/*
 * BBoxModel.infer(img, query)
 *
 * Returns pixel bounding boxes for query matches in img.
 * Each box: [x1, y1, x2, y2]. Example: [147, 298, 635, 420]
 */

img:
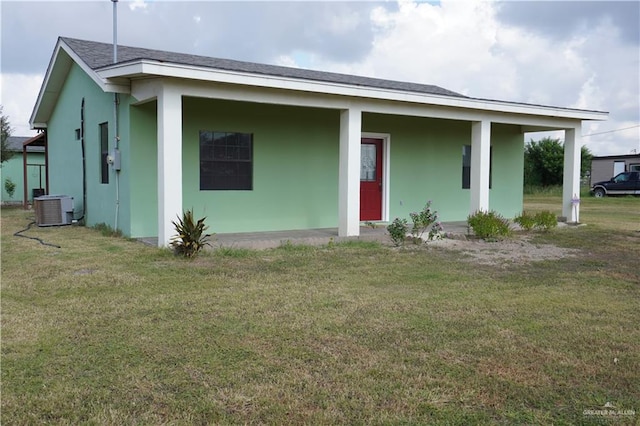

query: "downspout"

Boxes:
[114, 94, 120, 231]
[112, 0, 121, 231]
[22, 142, 27, 209]
[44, 130, 49, 196]
[79, 98, 86, 223]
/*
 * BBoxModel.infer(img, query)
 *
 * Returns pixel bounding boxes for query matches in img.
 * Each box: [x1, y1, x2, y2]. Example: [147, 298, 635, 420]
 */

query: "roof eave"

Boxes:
[30, 38, 129, 128]
[30, 39, 65, 129]
[98, 59, 608, 122]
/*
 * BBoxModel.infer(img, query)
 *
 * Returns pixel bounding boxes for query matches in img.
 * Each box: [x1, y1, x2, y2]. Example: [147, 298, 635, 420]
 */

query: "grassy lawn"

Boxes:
[1, 196, 639, 424]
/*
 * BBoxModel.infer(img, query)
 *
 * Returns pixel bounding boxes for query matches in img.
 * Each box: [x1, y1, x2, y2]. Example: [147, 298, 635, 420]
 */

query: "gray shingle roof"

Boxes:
[5, 136, 29, 151]
[5, 136, 45, 152]
[61, 37, 467, 99]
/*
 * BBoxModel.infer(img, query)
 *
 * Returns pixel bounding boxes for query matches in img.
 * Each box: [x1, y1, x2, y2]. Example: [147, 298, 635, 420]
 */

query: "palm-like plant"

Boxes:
[170, 209, 211, 257]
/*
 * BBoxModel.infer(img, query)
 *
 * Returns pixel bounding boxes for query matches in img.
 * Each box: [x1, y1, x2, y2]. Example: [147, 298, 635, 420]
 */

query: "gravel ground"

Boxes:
[428, 234, 580, 266]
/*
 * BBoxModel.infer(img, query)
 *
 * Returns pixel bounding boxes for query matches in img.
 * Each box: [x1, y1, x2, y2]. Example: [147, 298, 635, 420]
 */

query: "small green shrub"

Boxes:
[429, 221, 444, 241]
[513, 210, 557, 232]
[387, 217, 408, 247]
[409, 200, 438, 244]
[534, 210, 558, 231]
[4, 178, 16, 199]
[467, 210, 511, 240]
[170, 209, 211, 258]
[409, 201, 438, 241]
[514, 211, 536, 231]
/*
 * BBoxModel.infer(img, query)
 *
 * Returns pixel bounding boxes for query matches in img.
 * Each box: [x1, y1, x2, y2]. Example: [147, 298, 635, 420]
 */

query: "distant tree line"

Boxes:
[524, 137, 592, 187]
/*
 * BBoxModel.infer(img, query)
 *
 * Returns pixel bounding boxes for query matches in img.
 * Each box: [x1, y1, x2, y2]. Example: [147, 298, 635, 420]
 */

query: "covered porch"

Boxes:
[21, 132, 48, 208]
[127, 78, 595, 247]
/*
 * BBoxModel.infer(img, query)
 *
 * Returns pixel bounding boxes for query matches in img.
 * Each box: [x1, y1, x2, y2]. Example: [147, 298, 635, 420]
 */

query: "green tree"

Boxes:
[1, 105, 15, 164]
[524, 137, 592, 187]
[580, 145, 593, 180]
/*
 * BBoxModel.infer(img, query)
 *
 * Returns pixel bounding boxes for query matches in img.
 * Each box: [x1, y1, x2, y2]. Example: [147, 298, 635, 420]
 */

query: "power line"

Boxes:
[582, 124, 640, 137]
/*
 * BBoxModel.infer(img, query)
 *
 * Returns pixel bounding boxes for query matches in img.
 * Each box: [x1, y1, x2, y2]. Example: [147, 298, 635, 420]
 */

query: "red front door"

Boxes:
[360, 138, 383, 221]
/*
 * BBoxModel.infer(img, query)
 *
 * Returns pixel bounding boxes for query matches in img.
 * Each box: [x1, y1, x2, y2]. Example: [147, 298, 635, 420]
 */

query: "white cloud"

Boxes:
[287, 0, 638, 156]
[573, 75, 604, 111]
[328, 9, 361, 35]
[0, 73, 43, 137]
[1, 0, 636, 156]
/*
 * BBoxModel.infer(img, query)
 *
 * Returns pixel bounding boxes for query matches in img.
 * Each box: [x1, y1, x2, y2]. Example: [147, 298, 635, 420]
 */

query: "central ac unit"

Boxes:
[34, 195, 74, 226]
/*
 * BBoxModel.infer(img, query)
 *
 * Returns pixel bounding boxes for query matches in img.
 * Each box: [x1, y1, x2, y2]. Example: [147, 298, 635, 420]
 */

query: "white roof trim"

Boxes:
[29, 42, 65, 129]
[33, 39, 608, 129]
[30, 39, 129, 128]
[99, 59, 608, 122]
[135, 78, 589, 131]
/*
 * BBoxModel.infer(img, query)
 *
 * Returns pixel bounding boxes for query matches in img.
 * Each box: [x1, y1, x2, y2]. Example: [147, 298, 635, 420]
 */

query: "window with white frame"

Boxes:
[200, 131, 253, 190]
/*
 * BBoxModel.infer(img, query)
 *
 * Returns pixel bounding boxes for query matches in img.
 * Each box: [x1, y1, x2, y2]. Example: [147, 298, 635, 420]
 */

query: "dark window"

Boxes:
[462, 145, 471, 189]
[462, 145, 492, 189]
[200, 131, 253, 190]
[100, 122, 109, 184]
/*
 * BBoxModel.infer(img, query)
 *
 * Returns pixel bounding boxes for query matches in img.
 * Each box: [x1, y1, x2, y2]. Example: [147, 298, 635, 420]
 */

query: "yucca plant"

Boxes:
[170, 209, 211, 258]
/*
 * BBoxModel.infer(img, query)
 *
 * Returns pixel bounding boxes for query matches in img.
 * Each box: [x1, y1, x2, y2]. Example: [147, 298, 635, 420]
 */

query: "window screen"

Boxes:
[200, 131, 253, 190]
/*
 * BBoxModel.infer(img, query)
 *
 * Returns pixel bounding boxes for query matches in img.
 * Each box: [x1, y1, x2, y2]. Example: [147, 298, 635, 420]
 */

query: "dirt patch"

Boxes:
[429, 234, 581, 266]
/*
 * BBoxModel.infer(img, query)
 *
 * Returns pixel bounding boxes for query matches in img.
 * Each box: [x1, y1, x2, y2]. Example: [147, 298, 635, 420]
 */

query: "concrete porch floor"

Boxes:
[139, 221, 471, 250]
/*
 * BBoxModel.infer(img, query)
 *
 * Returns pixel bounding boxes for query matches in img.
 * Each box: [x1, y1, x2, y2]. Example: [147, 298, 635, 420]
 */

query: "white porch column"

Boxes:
[470, 120, 491, 213]
[157, 83, 183, 247]
[338, 107, 362, 237]
[562, 127, 581, 223]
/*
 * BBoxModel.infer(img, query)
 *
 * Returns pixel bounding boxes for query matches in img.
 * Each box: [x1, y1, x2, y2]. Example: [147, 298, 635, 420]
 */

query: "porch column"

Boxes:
[562, 127, 581, 223]
[157, 83, 183, 247]
[338, 107, 361, 237]
[470, 120, 491, 213]
[22, 144, 28, 209]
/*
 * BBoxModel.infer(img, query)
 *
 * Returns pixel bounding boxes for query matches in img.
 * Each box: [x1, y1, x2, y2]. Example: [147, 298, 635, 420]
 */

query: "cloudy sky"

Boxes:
[1, 0, 638, 156]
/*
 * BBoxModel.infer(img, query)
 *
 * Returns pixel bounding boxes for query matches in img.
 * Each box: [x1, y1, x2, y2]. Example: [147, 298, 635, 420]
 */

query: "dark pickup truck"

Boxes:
[591, 171, 640, 197]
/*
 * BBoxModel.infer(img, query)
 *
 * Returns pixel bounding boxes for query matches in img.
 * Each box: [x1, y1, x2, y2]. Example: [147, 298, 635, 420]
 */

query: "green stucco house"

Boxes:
[30, 37, 607, 246]
[1, 135, 47, 205]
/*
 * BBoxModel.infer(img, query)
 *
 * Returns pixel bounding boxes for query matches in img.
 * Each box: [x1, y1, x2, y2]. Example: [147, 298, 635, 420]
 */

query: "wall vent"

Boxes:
[34, 195, 74, 226]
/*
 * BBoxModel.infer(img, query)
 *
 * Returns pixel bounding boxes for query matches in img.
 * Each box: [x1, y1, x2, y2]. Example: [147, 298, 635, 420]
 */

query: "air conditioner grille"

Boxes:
[34, 195, 73, 226]
[36, 198, 63, 225]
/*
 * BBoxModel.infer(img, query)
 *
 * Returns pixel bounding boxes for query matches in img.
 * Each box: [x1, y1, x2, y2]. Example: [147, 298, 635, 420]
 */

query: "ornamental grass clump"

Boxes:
[467, 210, 512, 240]
[514, 210, 557, 232]
[170, 209, 212, 258]
[514, 211, 536, 231]
[533, 210, 558, 231]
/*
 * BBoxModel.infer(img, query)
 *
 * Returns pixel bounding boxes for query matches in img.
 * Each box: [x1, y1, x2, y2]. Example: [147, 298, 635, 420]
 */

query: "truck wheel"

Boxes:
[593, 188, 606, 198]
